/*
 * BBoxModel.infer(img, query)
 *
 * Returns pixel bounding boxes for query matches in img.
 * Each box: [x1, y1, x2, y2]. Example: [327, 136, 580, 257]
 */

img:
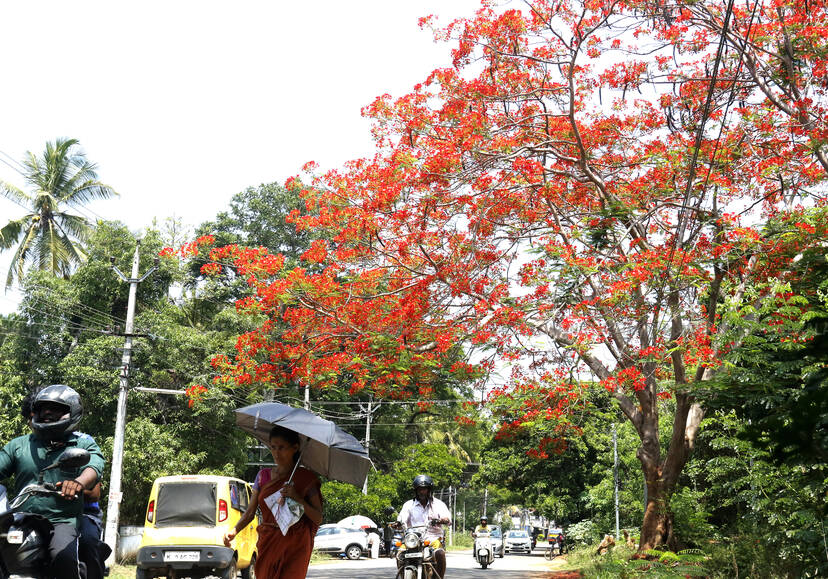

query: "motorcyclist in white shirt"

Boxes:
[397, 474, 451, 578]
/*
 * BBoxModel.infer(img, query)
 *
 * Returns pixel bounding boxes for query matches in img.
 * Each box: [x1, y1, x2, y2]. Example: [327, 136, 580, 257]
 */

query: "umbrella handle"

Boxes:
[286, 445, 304, 484]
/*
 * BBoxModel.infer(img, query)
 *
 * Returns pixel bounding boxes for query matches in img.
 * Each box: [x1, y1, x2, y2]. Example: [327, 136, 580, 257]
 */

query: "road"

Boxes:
[306, 548, 571, 578]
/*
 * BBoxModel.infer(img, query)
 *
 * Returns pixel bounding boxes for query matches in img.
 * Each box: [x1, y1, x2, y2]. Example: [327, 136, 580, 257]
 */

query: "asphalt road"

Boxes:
[306, 548, 569, 578]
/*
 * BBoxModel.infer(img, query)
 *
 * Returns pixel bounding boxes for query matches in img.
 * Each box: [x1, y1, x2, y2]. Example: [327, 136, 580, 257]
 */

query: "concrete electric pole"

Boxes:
[613, 423, 620, 541]
[103, 241, 157, 565]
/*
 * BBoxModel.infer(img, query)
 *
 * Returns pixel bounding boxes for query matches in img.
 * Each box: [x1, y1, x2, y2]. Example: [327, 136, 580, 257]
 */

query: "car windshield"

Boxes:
[490, 527, 502, 538]
[508, 531, 529, 538]
[155, 482, 217, 527]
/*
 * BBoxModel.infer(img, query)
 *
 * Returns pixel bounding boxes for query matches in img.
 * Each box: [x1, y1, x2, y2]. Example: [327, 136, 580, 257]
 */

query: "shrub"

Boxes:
[566, 520, 600, 547]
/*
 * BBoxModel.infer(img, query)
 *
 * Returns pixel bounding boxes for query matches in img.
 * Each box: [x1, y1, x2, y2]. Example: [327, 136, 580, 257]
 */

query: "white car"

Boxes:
[313, 524, 368, 560]
[504, 529, 533, 553]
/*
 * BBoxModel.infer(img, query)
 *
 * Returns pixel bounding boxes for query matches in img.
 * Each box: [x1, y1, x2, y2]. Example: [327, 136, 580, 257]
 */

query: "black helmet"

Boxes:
[384, 506, 396, 516]
[30, 385, 83, 439]
[412, 474, 433, 490]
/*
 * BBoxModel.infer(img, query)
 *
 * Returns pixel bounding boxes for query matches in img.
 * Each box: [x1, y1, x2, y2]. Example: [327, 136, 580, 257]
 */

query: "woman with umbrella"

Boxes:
[224, 425, 323, 578]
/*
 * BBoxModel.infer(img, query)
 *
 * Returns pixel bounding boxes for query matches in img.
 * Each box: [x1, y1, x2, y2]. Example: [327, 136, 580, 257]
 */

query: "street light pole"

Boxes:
[103, 242, 157, 565]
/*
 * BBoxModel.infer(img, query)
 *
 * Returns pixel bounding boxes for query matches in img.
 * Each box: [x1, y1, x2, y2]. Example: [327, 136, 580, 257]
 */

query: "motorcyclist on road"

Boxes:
[471, 516, 491, 560]
[0, 385, 105, 579]
[397, 474, 451, 578]
[472, 516, 489, 538]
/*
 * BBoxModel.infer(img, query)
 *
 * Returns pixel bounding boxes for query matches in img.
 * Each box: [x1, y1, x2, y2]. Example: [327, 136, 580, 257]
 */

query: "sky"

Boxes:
[0, 0, 482, 314]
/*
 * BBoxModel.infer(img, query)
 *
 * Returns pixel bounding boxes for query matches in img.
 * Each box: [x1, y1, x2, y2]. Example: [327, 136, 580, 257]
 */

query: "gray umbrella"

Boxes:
[234, 402, 372, 487]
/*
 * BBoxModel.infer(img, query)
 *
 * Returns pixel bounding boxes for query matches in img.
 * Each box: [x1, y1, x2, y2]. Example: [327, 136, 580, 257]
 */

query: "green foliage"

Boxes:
[669, 487, 717, 548]
[566, 520, 600, 547]
[318, 444, 464, 526]
[0, 138, 117, 286]
[680, 410, 828, 577]
[319, 481, 370, 524]
[390, 443, 464, 500]
[570, 544, 709, 578]
[479, 386, 655, 534]
[195, 182, 316, 264]
[100, 417, 208, 524]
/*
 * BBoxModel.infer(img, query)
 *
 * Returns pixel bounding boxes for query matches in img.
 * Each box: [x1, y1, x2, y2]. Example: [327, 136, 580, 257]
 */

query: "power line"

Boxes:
[0, 149, 26, 174]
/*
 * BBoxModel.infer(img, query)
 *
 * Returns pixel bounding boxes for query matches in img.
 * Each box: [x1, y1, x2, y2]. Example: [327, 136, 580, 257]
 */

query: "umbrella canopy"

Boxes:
[337, 515, 377, 529]
[235, 402, 372, 487]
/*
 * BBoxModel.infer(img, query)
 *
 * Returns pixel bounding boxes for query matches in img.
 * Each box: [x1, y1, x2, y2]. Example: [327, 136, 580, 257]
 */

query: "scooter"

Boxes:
[0, 447, 90, 579]
[473, 530, 494, 569]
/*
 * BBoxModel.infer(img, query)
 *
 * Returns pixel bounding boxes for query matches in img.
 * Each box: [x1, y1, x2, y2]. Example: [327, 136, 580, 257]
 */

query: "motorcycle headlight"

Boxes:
[404, 533, 419, 549]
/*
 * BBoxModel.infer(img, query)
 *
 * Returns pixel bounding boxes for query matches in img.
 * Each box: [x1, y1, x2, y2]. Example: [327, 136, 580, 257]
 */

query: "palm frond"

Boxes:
[5, 224, 37, 288]
[0, 181, 30, 205]
[66, 180, 118, 204]
[41, 219, 85, 274]
[0, 217, 29, 250]
[55, 212, 93, 242]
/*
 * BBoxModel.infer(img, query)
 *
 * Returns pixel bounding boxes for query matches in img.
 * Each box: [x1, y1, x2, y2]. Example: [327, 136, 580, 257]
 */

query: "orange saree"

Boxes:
[254, 467, 321, 579]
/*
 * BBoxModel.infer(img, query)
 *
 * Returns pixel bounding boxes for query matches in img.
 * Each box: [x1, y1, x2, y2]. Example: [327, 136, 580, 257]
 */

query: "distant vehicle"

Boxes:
[504, 529, 533, 553]
[314, 524, 368, 560]
[489, 525, 505, 557]
[135, 474, 257, 579]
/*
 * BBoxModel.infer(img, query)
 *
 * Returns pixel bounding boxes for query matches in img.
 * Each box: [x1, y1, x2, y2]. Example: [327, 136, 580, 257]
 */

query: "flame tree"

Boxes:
[188, 0, 828, 549]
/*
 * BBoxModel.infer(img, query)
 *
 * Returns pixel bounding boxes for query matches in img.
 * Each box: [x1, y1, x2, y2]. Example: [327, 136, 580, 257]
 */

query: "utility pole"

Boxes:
[103, 242, 157, 565]
[361, 396, 373, 495]
[613, 423, 620, 541]
[450, 486, 456, 547]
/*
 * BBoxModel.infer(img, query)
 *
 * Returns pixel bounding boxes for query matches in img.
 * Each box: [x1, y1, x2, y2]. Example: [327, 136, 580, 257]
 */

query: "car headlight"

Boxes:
[404, 533, 419, 549]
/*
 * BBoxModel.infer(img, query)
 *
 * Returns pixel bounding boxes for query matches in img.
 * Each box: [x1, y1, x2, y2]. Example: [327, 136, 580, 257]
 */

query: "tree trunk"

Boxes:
[635, 394, 704, 551]
[638, 469, 675, 551]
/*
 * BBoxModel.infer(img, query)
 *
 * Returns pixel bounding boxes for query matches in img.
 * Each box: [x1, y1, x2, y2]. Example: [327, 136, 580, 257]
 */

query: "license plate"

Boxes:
[163, 551, 200, 562]
[404, 551, 423, 558]
[6, 530, 23, 544]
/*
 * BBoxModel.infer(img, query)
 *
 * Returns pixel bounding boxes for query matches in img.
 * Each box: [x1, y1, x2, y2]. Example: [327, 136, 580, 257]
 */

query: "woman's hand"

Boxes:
[223, 528, 237, 547]
[281, 482, 299, 504]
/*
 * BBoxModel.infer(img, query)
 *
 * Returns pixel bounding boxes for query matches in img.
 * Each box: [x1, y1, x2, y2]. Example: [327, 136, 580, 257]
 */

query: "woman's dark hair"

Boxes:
[269, 426, 302, 462]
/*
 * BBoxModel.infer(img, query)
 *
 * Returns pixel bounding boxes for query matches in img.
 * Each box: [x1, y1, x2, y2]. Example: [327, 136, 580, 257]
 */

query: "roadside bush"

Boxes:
[449, 531, 474, 550]
[704, 531, 827, 579]
[567, 544, 709, 578]
[566, 520, 600, 547]
[670, 486, 718, 548]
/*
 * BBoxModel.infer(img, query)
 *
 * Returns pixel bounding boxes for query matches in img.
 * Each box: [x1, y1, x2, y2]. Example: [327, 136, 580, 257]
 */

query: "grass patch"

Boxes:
[108, 564, 136, 579]
[565, 545, 710, 578]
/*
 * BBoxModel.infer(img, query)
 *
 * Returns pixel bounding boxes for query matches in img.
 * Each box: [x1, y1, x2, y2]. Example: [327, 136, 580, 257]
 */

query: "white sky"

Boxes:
[0, 0, 481, 314]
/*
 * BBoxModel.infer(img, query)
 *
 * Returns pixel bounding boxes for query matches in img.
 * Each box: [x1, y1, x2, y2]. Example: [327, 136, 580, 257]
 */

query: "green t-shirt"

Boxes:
[0, 432, 105, 526]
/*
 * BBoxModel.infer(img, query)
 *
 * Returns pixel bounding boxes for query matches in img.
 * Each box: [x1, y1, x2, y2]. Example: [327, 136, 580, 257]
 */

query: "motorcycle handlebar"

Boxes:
[8, 484, 62, 510]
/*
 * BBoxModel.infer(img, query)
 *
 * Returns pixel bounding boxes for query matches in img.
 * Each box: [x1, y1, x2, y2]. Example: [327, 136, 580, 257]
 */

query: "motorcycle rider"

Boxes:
[397, 474, 451, 578]
[0, 385, 105, 579]
[471, 515, 490, 560]
[472, 515, 489, 538]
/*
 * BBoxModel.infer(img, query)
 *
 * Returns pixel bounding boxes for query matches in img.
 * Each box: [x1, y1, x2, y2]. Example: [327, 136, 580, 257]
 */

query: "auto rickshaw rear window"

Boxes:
[155, 482, 217, 527]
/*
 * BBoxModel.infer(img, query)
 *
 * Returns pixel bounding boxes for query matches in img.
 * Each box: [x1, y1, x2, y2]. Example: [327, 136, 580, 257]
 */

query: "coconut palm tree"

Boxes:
[0, 138, 117, 287]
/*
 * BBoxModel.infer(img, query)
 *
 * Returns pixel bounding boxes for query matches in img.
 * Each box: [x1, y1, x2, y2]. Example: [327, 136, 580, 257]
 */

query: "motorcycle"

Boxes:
[394, 522, 442, 579]
[473, 530, 494, 569]
[0, 447, 90, 579]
